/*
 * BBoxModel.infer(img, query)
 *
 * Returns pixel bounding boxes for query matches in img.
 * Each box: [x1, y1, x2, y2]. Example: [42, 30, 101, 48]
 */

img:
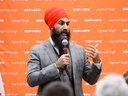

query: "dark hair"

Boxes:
[43, 81, 73, 96]
[123, 71, 128, 77]
[123, 71, 128, 84]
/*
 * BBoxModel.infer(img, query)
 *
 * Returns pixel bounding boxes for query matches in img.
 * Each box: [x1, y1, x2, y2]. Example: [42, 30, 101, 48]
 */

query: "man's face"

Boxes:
[51, 17, 70, 48]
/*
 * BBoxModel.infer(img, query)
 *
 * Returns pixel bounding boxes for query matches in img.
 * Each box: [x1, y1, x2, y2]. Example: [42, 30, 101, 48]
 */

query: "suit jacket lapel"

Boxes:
[44, 39, 59, 64]
[69, 42, 77, 80]
[44, 40, 77, 80]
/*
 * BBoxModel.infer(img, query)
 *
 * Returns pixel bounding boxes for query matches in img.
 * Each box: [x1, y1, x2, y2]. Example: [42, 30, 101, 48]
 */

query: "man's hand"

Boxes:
[85, 44, 100, 63]
[55, 54, 70, 69]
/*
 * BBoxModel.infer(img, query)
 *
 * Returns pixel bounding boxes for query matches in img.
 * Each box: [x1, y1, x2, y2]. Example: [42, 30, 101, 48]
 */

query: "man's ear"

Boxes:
[51, 27, 53, 31]
[50, 27, 53, 35]
[51, 26, 54, 31]
[50, 26, 54, 33]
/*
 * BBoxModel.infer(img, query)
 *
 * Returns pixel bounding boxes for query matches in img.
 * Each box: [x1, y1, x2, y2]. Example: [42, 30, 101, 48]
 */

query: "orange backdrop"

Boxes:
[0, 0, 128, 96]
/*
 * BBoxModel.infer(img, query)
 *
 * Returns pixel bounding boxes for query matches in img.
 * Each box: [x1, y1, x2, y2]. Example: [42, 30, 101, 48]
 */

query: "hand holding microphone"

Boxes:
[55, 38, 70, 69]
[56, 37, 72, 82]
[61, 38, 72, 82]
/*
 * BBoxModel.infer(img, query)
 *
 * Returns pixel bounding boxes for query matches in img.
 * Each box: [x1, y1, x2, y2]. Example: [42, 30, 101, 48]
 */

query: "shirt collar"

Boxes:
[49, 37, 55, 46]
[49, 37, 59, 54]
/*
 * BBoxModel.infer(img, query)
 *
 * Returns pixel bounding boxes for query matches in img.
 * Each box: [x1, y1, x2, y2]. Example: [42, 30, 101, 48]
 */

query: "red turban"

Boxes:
[44, 6, 69, 30]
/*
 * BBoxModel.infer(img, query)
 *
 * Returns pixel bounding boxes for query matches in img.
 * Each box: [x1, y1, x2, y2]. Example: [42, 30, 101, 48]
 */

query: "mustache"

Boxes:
[60, 29, 70, 40]
[60, 29, 70, 35]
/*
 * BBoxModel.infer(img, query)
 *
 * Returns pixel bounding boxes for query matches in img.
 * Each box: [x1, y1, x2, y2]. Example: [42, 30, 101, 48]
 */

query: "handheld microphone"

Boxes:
[61, 38, 72, 82]
[62, 39, 68, 54]
[62, 39, 68, 69]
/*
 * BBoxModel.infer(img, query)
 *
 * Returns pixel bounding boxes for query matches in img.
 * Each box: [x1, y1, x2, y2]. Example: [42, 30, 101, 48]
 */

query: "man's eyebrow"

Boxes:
[58, 20, 70, 23]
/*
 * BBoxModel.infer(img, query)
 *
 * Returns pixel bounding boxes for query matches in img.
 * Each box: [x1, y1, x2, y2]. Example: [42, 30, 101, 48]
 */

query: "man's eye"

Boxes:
[59, 22, 64, 25]
[66, 23, 69, 26]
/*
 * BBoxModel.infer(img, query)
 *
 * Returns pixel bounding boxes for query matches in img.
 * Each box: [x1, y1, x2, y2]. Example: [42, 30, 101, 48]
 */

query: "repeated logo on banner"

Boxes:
[0, 0, 128, 96]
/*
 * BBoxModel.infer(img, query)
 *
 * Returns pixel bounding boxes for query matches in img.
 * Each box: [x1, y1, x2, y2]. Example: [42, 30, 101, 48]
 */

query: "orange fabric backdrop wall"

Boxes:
[0, 0, 128, 96]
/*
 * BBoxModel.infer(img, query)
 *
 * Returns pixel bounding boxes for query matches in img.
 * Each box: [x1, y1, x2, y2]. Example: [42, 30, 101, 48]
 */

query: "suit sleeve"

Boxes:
[27, 46, 60, 87]
[82, 47, 101, 85]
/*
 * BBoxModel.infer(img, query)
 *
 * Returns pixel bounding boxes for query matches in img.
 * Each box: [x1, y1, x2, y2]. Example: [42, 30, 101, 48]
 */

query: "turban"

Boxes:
[44, 6, 69, 30]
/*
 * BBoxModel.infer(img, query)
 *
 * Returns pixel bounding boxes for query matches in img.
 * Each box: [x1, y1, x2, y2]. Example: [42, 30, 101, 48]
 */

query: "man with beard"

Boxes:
[27, 6, 102, 96]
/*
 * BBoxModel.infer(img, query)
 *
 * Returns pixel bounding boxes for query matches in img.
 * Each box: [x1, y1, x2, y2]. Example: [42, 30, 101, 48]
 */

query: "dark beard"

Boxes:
[51, 26, 70, 49]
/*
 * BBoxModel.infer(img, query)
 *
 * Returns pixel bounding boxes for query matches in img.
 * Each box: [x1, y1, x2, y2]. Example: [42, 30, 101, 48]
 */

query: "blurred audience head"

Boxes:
[94, 74, 128, 96]
[43, 81, 73, 96]
[123, 71, 128, 84]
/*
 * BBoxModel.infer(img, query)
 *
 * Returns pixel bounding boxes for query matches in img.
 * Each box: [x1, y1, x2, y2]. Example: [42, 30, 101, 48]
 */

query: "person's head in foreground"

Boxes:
[94, 74, 128, 96]
[44, 6, 70, 49]
[123, 71, 128, 84]
[42, 81, 74, 96]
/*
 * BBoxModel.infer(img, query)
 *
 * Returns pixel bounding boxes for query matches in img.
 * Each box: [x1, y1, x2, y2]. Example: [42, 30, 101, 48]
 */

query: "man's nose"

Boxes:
[63, 23, 68, 29]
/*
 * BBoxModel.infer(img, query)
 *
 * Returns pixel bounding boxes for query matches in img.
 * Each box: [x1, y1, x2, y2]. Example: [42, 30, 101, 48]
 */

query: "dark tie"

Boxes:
[59, 47, 75, 95]
[59, 47, 73, 82]
[59, 47, 63, 56]
[59, 47, 64, 74]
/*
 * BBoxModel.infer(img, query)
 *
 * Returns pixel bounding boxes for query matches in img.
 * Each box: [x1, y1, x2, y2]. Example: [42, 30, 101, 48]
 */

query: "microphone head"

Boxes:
[62, 39, 68, 46]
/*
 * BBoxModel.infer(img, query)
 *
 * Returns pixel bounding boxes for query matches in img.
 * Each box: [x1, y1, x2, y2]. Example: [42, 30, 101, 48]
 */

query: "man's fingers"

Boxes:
[63, 54, 70, 57]
[88, 44, 96, 49]
[86, 47, 95, 53]
[61, 54, 70, 62]
[62, 58, 69, 66]
[95, 44, 98, 49]
[86, 44, 99, 53]
[86, 53, 94, 58]
[85, 50, 94, 55]
[87, 44, 98, 50]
